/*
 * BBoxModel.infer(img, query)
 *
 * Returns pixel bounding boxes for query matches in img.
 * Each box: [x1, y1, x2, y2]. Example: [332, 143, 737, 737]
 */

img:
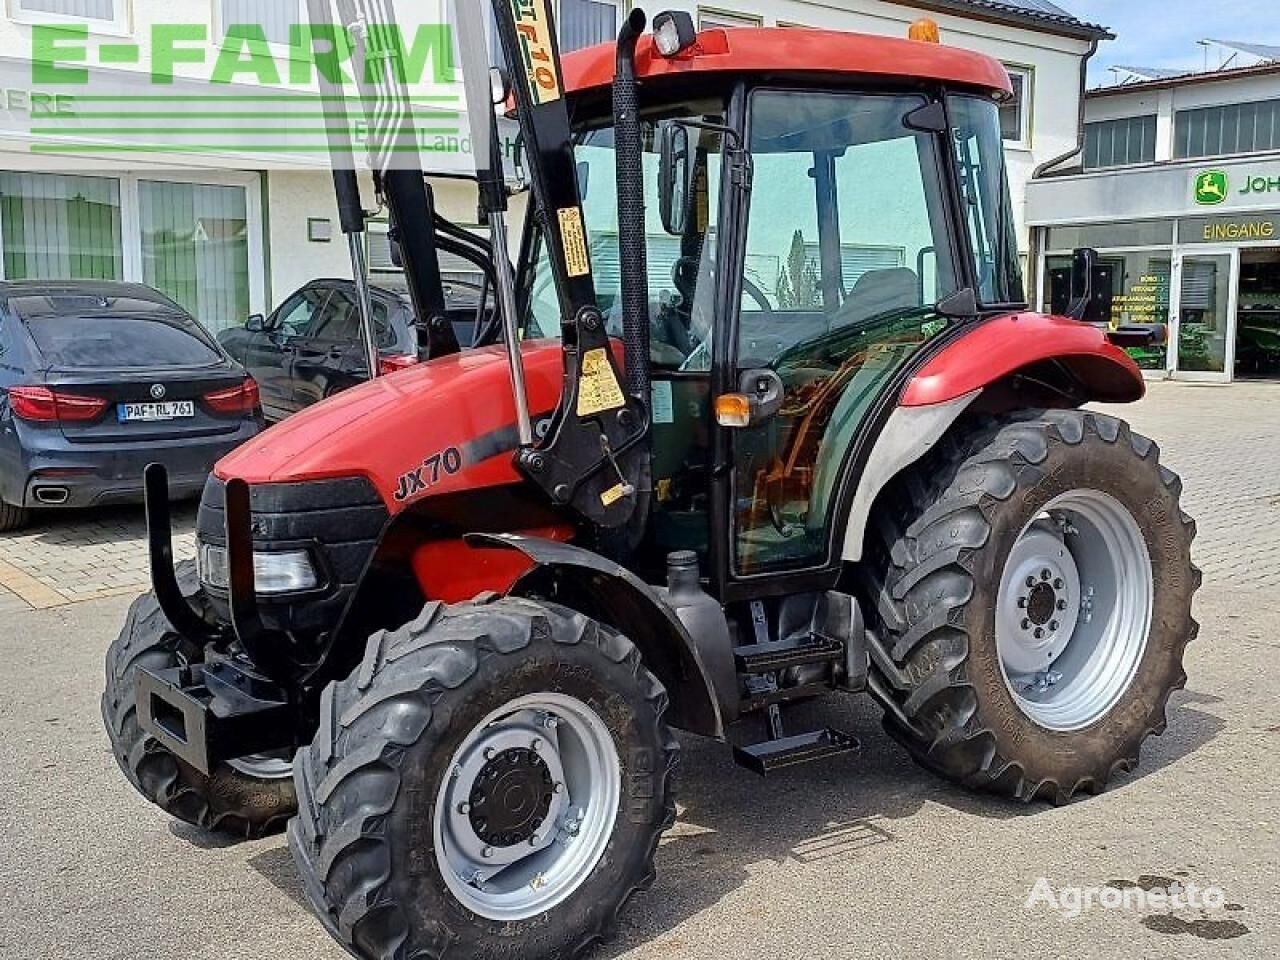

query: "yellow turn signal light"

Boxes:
[715, 394, 752, 428]
[909, 18, 941, 43]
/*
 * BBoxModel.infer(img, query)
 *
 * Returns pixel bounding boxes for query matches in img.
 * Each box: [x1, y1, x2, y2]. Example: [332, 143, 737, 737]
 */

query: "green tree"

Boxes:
[775, 230, 821, 309]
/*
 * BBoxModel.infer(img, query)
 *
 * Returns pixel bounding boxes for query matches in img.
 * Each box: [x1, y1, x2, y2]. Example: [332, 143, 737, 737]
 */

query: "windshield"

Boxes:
[27, 314, 223, 369]
[524, 106, 726, 370]
[948, 95, 1024, 305]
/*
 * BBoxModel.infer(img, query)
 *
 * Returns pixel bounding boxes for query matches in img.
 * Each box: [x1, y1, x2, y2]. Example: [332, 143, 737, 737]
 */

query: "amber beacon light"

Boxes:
[908, 18, 941, 42]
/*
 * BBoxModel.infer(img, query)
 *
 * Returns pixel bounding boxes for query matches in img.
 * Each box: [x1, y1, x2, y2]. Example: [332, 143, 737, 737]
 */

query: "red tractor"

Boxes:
[103, 5, 1198, 959]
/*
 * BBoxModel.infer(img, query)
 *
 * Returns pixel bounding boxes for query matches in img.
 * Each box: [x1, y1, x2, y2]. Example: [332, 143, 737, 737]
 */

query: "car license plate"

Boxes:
[118, 401, 195, 423]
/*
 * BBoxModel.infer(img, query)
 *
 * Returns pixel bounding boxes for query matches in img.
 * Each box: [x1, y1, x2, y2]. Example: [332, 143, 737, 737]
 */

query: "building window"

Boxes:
[0, 172, 123, 282]
[1000, 65, 1032, 146]
[1175, 98, 1280, 160]
[1084, 115, 1158, 170]
[11, 0, 126, 31]
[218, 0, 302, 46]
[698, 8, 764, 29]
[139, 181, 252, 334]
[560, 0, 620, 52]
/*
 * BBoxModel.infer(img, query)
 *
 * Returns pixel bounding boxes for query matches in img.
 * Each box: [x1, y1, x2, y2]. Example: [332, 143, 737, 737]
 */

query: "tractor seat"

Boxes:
[832, 267, 920, 332]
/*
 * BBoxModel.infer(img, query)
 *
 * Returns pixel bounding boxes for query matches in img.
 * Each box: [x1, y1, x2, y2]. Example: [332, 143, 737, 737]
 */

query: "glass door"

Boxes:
[1171, 249, 1238, 382]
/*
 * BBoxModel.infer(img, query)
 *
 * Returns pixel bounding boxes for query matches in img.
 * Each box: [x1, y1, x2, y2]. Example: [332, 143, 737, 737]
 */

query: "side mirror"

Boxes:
[659, 121, 695, 236]
[1064, 247, 1111, 324]
[245, 313, 266, 333]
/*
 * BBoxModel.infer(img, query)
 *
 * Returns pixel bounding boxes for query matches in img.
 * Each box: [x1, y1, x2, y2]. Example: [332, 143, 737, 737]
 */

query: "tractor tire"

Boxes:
[290, 597, 678, 960]
[0, 499, 29, 532]
[102, 560, 297, 838]
[864, 409, 1199, 804]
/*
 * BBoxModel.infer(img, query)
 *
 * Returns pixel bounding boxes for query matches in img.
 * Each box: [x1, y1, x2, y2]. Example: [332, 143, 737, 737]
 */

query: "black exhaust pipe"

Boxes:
[615, 8, 650, 403]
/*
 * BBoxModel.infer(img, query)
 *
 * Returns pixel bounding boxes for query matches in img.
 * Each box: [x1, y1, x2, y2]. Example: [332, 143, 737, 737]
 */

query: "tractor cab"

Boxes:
[521, 37, 1025, 587]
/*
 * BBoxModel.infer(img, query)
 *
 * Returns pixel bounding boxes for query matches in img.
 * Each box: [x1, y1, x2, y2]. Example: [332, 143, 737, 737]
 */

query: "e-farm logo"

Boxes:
[1194, 170, 1229, 206]
[19, 20, 465, 161]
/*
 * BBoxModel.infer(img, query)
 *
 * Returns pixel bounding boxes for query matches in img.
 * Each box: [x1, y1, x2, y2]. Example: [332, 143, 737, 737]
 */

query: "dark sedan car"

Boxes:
[217, 277, 490, 422]
[0, 281, 262, 531]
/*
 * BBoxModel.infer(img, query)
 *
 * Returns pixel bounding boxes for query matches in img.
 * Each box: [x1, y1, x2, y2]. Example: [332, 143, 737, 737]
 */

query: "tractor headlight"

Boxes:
[197, 543, 319, 595]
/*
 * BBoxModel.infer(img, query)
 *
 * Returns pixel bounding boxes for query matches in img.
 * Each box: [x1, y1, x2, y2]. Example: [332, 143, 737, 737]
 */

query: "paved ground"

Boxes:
[0, 380, 1277, 960]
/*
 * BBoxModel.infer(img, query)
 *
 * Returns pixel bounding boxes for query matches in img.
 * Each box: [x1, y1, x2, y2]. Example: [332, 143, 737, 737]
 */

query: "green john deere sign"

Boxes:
[1194, 170, 1229, 206]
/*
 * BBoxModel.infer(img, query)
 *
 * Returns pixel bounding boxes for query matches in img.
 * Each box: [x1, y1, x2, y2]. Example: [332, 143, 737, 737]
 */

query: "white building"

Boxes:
[1027, 48, 1280, 383]
[0, 0, 1106, 333]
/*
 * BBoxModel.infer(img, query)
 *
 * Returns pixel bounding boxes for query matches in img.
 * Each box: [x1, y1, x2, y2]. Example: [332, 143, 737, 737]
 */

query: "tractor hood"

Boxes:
[216, 340, 568, 511]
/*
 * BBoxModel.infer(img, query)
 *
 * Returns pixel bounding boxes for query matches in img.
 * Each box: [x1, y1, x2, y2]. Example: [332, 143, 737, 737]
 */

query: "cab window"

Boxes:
[524, 110, 725, 371]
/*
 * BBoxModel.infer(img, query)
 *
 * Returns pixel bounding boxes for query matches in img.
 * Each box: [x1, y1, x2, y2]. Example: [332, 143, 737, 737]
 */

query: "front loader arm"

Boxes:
[484, 0, 650, 530]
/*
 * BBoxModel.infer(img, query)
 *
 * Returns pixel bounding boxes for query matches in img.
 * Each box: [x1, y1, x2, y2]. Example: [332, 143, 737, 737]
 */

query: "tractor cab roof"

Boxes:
[561, 27, 1014, 100]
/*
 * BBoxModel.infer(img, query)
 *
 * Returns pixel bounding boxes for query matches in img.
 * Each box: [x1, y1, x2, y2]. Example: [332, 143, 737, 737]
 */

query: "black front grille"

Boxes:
[197, 475, 388, 638]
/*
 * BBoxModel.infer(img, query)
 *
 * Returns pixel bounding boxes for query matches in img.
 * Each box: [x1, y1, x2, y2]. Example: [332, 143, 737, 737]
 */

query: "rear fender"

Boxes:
[467, 534, 725, 739]
[840, 313, 1145, 562]
[902, 312, 1145, 408]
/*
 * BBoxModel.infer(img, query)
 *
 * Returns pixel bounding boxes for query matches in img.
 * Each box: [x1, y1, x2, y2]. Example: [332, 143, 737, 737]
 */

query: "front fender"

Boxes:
[467, 534, 725, 739]
[903, 312, 1145, 407]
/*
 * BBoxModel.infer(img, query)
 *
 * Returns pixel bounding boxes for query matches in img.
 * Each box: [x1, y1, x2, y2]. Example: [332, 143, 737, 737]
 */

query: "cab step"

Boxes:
[734, 634, 844, 675]
[733, 728, 860, 775]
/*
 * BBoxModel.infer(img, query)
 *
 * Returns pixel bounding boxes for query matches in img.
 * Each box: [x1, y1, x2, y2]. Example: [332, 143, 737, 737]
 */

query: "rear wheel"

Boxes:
[0, 499, 29, 532]
[101, 560, 297, 837]
[865, 410, 1199, 802]
[290, 597, 678, 960]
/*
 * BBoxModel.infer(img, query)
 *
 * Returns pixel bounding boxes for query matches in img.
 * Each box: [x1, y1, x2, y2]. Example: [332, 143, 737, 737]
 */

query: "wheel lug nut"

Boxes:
[482, 846, 494, 859]
[1025, 576, 1036, 588]
[1053, 578, 1064, 590]
[531, 738, 542, 752]
[483, 747, 496, 760]
[529, 835, 540, 847]
[553, 782, 564, 795]
[1034, 628, 1044, 639]
[1050, 621, 1060, 631]
[1017, 597, 1027, 608]
[1057, 599, 1067, 611]
[1021, 619, 1031, 630]
[1040, 569, 1051, 581]
[458, 802, 471, 814]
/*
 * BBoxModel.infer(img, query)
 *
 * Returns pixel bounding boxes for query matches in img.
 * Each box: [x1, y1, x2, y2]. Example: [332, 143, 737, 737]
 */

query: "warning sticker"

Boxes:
[577, 348, 626, 417]
[509, 0, 562, 105]
[558, 207, 591, 278]
[600, 483, 629, 507]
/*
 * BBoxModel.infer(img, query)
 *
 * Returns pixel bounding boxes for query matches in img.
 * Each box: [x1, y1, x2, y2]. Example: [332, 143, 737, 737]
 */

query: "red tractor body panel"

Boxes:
[561, 27, 1013, 98]
[903, 313, 1147, 407]
[216, 340, 568, 508]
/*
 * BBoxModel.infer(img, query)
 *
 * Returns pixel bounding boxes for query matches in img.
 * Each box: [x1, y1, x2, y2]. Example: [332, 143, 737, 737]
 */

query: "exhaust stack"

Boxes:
[614, 9, 651, 403]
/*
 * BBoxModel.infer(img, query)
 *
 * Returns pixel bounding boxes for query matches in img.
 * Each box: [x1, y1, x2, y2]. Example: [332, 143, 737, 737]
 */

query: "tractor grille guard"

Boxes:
[143, 463, 294, 683]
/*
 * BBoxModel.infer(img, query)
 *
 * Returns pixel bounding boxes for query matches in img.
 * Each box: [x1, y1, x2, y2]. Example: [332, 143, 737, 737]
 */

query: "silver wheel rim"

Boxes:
[996, 489, 1153, 732]
[227, 753, 293, 779]
[433, 692, 621, 922]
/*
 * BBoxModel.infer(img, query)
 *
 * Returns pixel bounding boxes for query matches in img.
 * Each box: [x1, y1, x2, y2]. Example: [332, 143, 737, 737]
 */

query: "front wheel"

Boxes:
[290, 597, 678, 960]
[866, 410, 1200, 803]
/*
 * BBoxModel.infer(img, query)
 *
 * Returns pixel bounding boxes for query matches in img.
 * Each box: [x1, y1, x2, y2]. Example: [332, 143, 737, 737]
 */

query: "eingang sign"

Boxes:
[1178, 214, 1278, 243]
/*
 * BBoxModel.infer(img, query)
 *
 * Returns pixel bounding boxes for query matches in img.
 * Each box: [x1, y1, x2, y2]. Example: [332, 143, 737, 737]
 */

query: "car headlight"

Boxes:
[197, 542, 319, 594]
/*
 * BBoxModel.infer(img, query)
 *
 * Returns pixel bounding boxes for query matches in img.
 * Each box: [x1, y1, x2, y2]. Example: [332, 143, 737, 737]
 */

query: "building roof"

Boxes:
[885, 0, 1112, 41]
[1112, 65, 1188, 81]
[1089, 59, 1280, 97]
[562, 27, 1013, 98]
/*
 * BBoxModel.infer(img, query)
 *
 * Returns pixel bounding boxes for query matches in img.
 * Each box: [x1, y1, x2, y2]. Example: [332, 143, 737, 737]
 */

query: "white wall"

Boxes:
[1085, 72, 1280, 164]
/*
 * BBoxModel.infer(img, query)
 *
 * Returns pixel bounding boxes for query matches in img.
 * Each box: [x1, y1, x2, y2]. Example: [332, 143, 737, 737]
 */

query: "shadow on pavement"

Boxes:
[225, 686, 1222, 954]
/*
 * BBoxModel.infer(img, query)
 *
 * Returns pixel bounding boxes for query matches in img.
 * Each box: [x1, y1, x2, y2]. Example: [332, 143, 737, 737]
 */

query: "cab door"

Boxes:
[724, 89, 963, 580]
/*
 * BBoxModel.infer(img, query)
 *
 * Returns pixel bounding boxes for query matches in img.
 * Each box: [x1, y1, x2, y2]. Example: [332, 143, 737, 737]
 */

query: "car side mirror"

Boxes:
[1065, 247, 1110, 324]
[659, 122, 695, 236]
[245, 313, 266, 333]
